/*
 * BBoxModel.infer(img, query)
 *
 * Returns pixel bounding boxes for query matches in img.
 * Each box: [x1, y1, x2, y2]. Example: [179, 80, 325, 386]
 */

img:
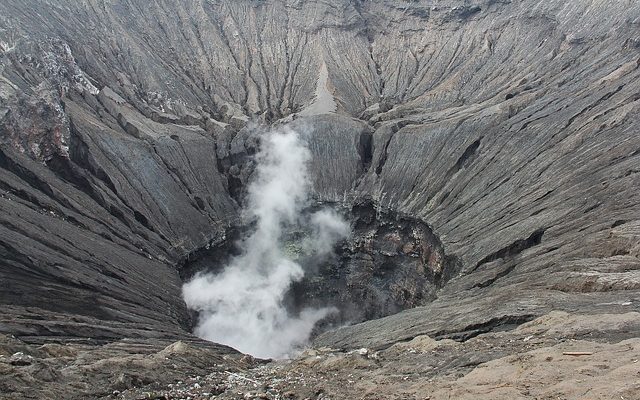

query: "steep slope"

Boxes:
[0, 0, 638, 371]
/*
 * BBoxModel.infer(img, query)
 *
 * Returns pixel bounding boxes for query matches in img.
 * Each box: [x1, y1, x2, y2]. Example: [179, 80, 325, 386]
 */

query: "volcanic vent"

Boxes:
[180, 124, 461, 358]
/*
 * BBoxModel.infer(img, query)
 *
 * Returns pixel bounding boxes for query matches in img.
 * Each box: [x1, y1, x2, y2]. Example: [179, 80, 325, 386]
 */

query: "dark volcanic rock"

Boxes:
[0, 2, 639, 396]
[291, 201, 462, 326]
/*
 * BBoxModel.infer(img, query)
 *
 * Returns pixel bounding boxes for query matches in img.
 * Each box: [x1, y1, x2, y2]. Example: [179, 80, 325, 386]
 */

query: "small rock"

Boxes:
[140, 392, 164, 400]
[356, 348, 369, 356]
[9, 352, 33, 366]
[241, 354, 256, 364]
[211, 384, 226, 395]
[301, 349, 318, 357]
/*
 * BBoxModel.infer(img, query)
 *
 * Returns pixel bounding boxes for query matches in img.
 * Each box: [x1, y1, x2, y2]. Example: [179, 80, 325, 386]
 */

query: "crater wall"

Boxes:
[0, 0, 639, 350]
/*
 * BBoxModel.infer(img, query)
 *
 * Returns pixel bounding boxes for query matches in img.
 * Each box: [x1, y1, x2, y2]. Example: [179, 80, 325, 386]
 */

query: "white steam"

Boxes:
[304, 209, 350, 256]
[183, 128, 349, 359]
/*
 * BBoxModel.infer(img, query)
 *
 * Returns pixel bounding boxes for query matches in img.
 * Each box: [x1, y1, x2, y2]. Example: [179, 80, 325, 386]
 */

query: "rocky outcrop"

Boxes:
[0, 333, 249, 400]
[0, 1, 639, 397]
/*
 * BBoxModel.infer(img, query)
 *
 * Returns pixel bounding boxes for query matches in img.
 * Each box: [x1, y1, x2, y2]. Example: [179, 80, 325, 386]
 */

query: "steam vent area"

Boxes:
[1, 0, 640, 399]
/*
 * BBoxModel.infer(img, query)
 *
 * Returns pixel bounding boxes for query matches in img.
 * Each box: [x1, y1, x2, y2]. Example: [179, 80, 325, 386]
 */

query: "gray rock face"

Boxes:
[0, 0, 639, 364]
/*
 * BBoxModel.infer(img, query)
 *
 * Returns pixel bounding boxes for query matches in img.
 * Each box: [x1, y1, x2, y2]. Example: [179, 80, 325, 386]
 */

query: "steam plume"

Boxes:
[183, 128, 348, 359]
